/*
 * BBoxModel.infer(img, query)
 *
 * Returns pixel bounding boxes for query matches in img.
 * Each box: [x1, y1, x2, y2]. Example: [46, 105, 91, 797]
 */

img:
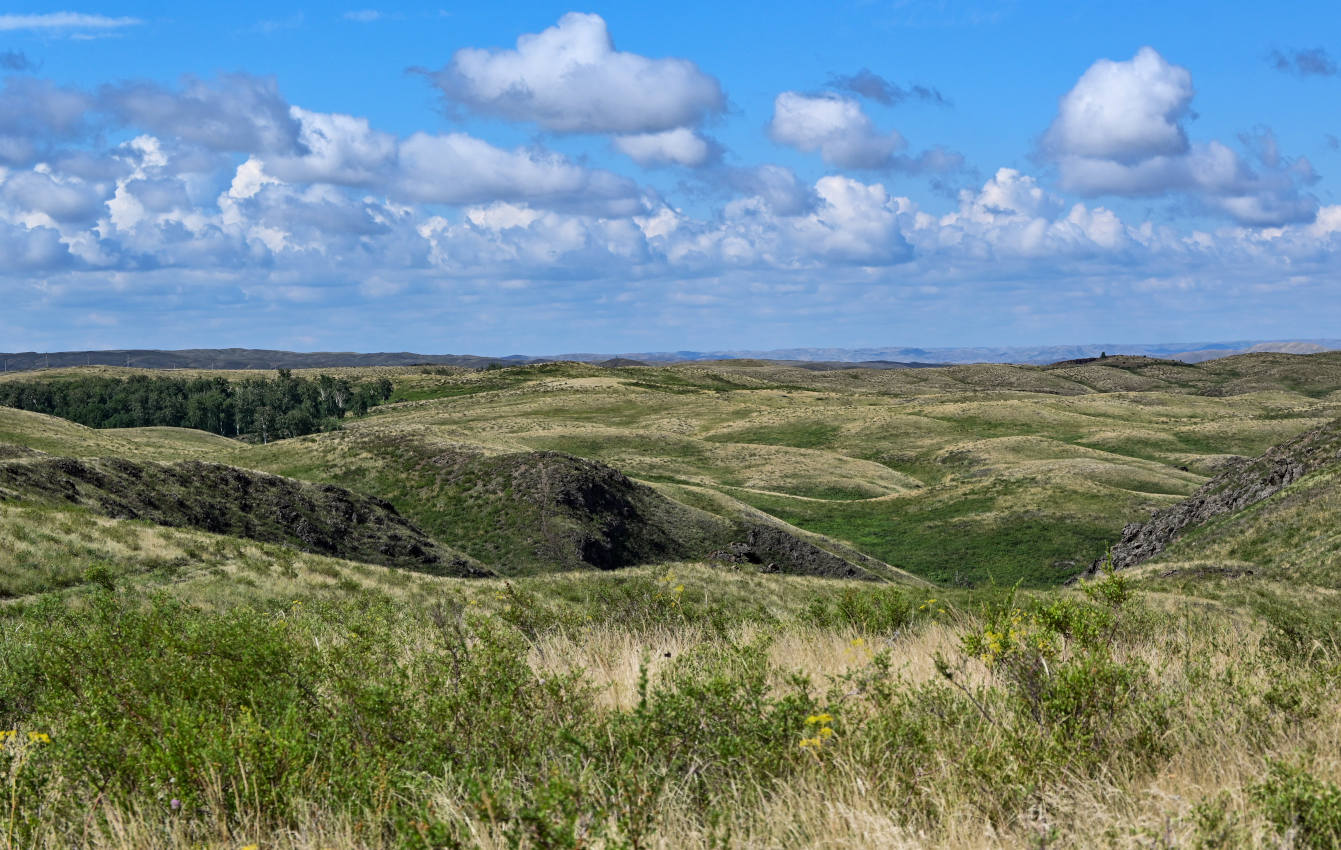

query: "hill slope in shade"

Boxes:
[0, 451, 490, 577]
[240, 428, 886, 580]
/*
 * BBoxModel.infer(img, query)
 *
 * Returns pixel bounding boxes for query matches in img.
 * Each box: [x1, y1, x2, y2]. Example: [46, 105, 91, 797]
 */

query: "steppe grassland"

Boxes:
[3, 355, 1341, 847]
[6, 357, 1341, 586]
[220, 359, 1341, 584]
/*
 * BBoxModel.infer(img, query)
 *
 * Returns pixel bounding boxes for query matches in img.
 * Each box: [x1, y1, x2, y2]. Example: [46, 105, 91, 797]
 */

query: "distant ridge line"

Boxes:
[0, 340, 1338, 374]
[0, 349, 537, 373]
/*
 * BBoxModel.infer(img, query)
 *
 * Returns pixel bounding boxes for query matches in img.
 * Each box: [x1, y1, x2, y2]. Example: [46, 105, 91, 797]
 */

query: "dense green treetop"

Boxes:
[0, 370, 394, 441]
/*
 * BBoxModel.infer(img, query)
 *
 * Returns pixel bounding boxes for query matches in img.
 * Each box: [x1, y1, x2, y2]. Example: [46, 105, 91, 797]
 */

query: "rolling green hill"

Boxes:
[4, 352, 1341, 586]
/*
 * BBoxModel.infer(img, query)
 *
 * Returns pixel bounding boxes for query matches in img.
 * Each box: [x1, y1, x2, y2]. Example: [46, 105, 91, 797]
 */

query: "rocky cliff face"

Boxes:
[1090, 418, 1341, 573]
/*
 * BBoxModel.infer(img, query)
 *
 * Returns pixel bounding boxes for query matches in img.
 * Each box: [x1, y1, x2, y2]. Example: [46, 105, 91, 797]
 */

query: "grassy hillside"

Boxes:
[1114, 418, 1341, 651]
[0, 454, 486, 577]
[241, 355, 1340, 584]
[0, 406, 239, 459]
[1154, 460, 1341, 583]
[4, 353, 1341, 585]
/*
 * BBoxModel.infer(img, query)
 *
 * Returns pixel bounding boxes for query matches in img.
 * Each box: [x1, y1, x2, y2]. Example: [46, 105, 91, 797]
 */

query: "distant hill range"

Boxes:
[1, 339, 1338, 373]
[0, 348, 534, 372]
[581, 339, 1341, 366]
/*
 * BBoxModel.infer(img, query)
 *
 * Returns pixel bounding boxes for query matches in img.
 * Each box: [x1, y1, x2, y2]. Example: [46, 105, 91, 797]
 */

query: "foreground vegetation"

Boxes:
[1, 555, 1337, 849]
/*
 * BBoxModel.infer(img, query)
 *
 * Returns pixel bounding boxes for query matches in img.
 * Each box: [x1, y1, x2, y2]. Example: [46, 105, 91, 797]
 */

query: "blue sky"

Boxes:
[0, 1, 1338, 354]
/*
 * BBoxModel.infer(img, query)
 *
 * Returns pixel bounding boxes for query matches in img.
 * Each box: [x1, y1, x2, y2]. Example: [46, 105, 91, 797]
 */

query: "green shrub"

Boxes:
[0, 591, 592, 842]
[1190, 792, 1247, 850]
[802, 585, 920, 634]
[1252, 761, 1341, 849]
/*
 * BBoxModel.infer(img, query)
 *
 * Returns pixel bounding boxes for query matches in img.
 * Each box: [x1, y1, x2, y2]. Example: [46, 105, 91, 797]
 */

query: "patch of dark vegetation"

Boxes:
[0, 442, 43, 460]
[1156, 566, 1255, 579]
[0, 370, 393, 440]
[0, 456, 488, 576]
[1093, 417, 1341, 573]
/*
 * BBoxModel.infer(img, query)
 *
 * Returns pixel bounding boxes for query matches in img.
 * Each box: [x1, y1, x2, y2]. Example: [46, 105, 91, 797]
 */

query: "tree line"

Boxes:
[0, 370, 394, 442]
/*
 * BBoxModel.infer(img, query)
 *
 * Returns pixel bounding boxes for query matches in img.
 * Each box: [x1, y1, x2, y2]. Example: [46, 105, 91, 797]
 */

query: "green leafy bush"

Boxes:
[1253, 761, 1341, 849]
[802, 585, 920, 633]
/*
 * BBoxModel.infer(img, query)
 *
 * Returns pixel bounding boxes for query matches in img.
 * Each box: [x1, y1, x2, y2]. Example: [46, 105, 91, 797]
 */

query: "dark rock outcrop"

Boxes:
[401, 445, 880, 577]
[0, 456, 490, 576]
[705, 522, 875, 579]
[1088, 418, 1341, 573]
[507, 452, 876, 576]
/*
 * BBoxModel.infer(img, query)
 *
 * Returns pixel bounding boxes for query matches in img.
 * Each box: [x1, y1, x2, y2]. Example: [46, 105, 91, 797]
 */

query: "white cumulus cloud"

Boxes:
[612, 128, 716, 167]
[1043, 47, 1317, 227]
[1043, 46, 1193, 163]
[769, 92, 905, 169]
[426, 12, 725, 134]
